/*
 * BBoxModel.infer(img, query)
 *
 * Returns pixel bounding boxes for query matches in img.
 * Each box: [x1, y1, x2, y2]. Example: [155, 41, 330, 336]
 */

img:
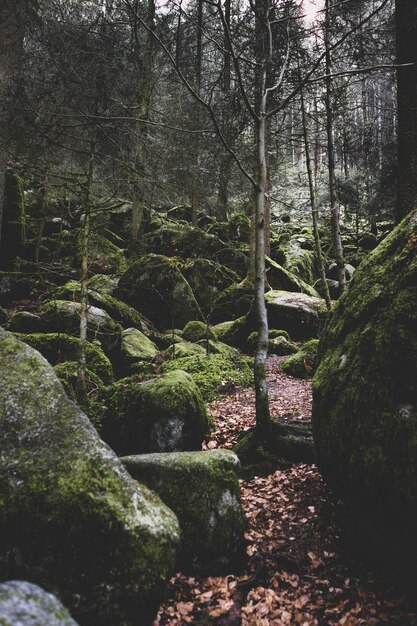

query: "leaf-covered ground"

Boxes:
[155, 358, 417, 625]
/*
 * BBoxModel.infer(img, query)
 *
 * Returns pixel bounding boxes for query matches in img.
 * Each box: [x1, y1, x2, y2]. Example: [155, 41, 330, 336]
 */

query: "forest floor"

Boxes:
[154, 358, 417, 626]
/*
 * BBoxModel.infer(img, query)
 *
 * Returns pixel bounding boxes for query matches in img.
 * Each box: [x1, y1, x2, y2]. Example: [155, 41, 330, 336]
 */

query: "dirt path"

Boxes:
[155, 359, 417, 626]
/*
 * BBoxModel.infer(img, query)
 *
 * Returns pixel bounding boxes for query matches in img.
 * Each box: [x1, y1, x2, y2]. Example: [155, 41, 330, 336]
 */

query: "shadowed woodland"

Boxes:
[0, 0, 417, 624]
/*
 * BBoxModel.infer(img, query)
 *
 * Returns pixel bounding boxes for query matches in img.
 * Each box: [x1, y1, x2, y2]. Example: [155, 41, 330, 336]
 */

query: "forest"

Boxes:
[0, 0, 417, 624]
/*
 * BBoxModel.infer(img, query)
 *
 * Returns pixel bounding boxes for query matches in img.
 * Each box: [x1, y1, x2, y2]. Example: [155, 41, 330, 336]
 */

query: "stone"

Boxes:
[121, 328, 158, 363]
[6, 311, 42, 333]
[281, 339, 319, 378]
[122, 450, 246, 572]
[181, 258, 239, 311]
[312, 209, 417, 559]
[0, 580, 78, 626]
[102, 369, 209, 455]
[265, 256, 319, 296]
[265, 290, 327, 339]
[164, 340, 206, 359]
[116, 254, 203, 329]
[83, 233, 128, 275]
[182, 320, 215, 343]
[40, 300, 122, 354]
[15, 332, 113, 384]
[0, 329, 180, 626]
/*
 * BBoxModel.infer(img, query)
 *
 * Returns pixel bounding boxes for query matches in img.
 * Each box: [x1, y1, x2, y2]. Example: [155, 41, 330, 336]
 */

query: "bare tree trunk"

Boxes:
[190, 0, 203, 227]
[76, 139, 96, 406]
[324, 0, 346, 292]
[0, 0, 26, 254]
[298, 57, 332, 311]
[131, 0, 155, 241]
[34, 170, 48, 265]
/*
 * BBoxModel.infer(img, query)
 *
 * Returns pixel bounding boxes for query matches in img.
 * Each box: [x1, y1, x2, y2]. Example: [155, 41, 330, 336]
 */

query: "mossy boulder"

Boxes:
[0, 329, 180, 626]
[246, 331, 297, 356]
[265, 257, 318, 296]
[281, 339, 319, 378]
[116, 254, 202, 329]
[6, 311, 42, 333]
[182, 320, 215, 343]
[102, 370, 209, 455]
[15, 332, 113, 383]
[82, 233, 128, 275]
[121, 328, 158, 363]
[212, 280, 254, 323]
[181, 258, 239, 311]
[0, 581, 78, 626]
[161, 352, 253, 401]
[164, 340, 206, 359]
[40, 300, 122, 354]
[265, 290, 327, 339]
[54, 281, 155, 335]
[122, 450, 246, 572]
[54, 361, 104, 396]
[87, 274, 119, 295]
[312, 209, 417, 558]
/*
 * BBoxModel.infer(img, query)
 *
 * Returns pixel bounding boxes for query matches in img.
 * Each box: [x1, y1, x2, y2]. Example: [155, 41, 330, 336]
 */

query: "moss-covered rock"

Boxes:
[181, 258, 239, 311]
[15, 332, 113, 383]
[121, 328, 158, 363]
[87, 274, 119, 295]
[102, 370, 209, 455]
[182, 320, 215, 343]
[265, 290, 327, 339]
[0, 329, 180, 626]
[6, 311, 42, 333]
[211, 320, 235, 342]
[82, 233, 128, 275]
[312, 209, 417, 558]
[40, 300, 122, 354]
[0, 306, 8, 325]
[54, 360, 104, 396]
[212, 279, 254, 323]
[54, 281, 155, 335]
[164, 340, 206, 359]
[269, 329, 291, 341]
[116, 254, 203, 329]
[281, 339, 319, 378]
[161, 352, 253, 401]
[246, 331, 298, 356]
[0, 580, 78, 626]
[122, 450, 246, 572]
[266, 257, 318, 296]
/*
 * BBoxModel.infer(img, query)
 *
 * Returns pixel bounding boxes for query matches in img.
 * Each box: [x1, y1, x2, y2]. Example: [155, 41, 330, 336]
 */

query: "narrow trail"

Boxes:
[155, 358, 417, 626]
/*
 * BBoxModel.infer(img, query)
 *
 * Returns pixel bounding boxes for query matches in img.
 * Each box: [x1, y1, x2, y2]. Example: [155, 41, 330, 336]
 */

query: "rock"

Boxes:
[40, 300, 122, 354]
[83, 233, 128, 275]
[212, 280, 254, 323]
[265, 256, 319, 296]
[358, 232, 378, 251]
[6, 311, 42, 333]
[54, 280, 155, 335]
[122, 450, 246, 572]
[116, 254, 203, 329]
[312, 209, 417, 559]
[164, 340, 206, 359]
[87, 274, 119, 295]
[182, 321, 215, 343]
[15, 332, 113, 384]
[102, 369, 209, 455]
[326, 263, 355, 282]
[181, 258, 239, 311]
[0, 305, 8, 325]
[265, 290, 327, 339]
[246, 332, 298, 356]
[0, 580, 79, 626]
[281, 339, 319, 378]
[161, 352, 253, 401]
[121, 328, 158, 363]
[0, 329, 180, 626]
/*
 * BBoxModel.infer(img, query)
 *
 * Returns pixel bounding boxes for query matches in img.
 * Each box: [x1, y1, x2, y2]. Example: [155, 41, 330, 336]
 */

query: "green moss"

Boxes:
[182, 321, 215, 343]
[281, 339, 319, 378]
[54, 361, 106, 429]
[164, 340, 206, 359]
[15, 332, 113, 383]
[82, 233, 128, 275]
[266, 256, 318, 296]
[121, 328, 158, 362]
[246, 331, 297, 356]
[181, 258, 239, 311]
[312, 209, 417, 527]
[161, 352, 253, 401]
[269, 329, 291, 341]
[212, 279, 254, 323]
[122, 449, 246, 572]
[102, 370, 209, 455]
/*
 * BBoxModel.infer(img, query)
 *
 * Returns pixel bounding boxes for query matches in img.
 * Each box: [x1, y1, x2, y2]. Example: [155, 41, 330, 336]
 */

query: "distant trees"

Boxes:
[395, 0, 417, 222]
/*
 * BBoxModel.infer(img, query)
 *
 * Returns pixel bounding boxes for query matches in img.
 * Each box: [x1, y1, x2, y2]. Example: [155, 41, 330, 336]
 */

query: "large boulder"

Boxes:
[265, 256, 319, 296]
[0, 581, 78, 626]
[281, 339, 319, 378]
[265, 290, 327, 339]
[0, 329, 180, 626]
[181, 258, 239, 311]
[312, 210, 417, 557]
[40, 300, 122, 354]
[116, 254, 202, 329]
[102, 369, 209, 455]
[122, 450, 246, 572]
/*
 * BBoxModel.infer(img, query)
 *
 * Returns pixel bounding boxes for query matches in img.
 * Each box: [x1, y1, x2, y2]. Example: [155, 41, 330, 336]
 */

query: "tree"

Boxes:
[395, 0, 417, 222]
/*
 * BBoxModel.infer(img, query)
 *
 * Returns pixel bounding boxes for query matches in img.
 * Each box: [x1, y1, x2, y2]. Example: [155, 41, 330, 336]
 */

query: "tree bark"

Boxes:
[324, 0, 346, 292]
[395, 0, 417, 222]
[0, 0, 26, 254]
